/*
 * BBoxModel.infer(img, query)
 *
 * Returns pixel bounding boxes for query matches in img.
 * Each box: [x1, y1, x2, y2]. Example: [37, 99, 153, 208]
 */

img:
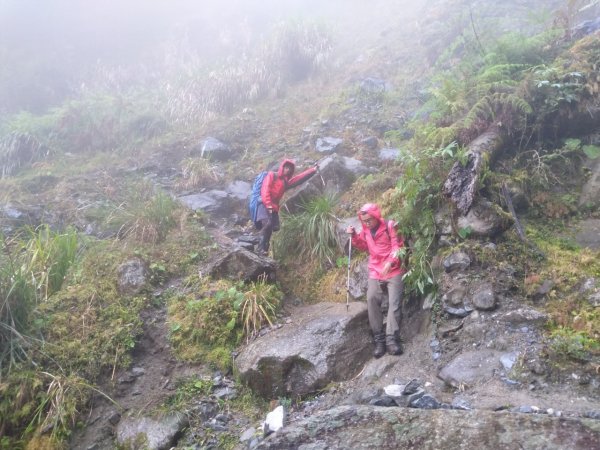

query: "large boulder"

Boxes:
[203, 248, 276, 282]
[456, 198, 513, 238]
[255, 405, 600, 449]
[235, 302, 372, 398]
[284, 155, 364, 213]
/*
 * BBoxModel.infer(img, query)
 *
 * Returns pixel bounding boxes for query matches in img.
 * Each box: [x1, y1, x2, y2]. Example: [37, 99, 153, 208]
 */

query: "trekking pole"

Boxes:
[316, 165, 325, 187]
[346, 237, 352, 312]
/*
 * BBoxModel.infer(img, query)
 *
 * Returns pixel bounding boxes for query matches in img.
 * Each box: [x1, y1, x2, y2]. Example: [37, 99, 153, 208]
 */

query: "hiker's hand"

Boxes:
[382, 261, 392, 276]
[346, 226, 355, 235]
[267, 207, 273, 215]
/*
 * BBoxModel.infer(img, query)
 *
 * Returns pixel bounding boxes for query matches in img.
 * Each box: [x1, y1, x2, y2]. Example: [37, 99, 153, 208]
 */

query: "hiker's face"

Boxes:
[360, 213, 377, 228]
[283, 164, 292, 176]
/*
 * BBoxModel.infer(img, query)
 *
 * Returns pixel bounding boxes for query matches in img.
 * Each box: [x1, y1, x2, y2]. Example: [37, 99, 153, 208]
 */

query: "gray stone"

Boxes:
[378, 148, 400, 161]
[369, 396, 397, 407]
[240, 427, 257, 443]
[284, 155, 358, 214]
[263, 406, 285, 436]
[500, 352, 519, 371]
[253, 405, 600, 449]
[116, 413, 188, 450]
[199, 137, 232, 161]
[315, 137, 343, 154]
[438, 350, 503, 388]
[471, 283, 496, 311]
[361, 136, 378, 149]
[235, 303, 371, 398]
[410, 394, 441, 410]
[444, 305, 473, 318]
[443, 252, 471, 272]
[359, 77, 390, 94]
[403, 379, 421, 395]
[456, 198, 513, 239]
[501, 308, 548, 325]
[203, 247, 276, 282]
[575, 219, 600, 250]
[579, 157, 600, 209]
[117, 258, 149, 295]
[442, 286, 467, 306]
[225, 180, 251, 200]
[451, 397, 472, 410]
[178, 190, 231, 216]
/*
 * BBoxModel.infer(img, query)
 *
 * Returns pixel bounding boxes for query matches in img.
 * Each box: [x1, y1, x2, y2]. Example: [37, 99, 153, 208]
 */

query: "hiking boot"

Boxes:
[373, 333, 386, 358]
[386, 334, 403, 355]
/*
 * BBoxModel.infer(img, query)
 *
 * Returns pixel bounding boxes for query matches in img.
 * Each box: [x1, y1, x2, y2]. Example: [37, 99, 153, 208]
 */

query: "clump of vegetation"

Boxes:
[168, 277, 282, 371]
[236, 277, 280, 343]
[273, 194, 340, 269]
[0, 226, 78, 375]
[178, 157, 220, 191]
[107, 182, 181, 244]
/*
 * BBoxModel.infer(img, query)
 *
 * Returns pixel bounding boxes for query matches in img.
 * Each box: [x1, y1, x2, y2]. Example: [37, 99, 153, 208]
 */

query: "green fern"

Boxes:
[463, 92, 532, 129]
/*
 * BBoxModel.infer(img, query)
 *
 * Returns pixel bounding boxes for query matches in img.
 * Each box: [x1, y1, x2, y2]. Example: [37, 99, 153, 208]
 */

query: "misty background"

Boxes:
[0, 0, 423, 115]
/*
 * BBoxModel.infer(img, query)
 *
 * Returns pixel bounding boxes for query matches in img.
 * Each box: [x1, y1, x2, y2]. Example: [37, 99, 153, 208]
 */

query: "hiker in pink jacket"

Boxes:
[346, 203, 406, 358]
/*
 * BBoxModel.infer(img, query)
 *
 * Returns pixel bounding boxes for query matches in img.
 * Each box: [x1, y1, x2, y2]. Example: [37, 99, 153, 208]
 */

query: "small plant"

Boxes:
[235, 277, 281, 342]
[548, 327, 598, 362]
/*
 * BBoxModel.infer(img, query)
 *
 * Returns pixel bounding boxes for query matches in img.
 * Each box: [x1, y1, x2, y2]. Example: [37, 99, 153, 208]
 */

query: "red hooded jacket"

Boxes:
[351, 203, 405, 280]
[260, 159, 317, 212]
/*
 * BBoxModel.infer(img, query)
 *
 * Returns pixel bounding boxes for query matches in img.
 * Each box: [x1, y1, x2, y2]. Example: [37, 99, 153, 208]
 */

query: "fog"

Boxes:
[0, 0, 429, 114]
[1, 0, 592, 116]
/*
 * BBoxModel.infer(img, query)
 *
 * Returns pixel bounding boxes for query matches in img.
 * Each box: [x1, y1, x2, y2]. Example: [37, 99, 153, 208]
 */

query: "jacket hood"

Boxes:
[358, 203, 383, 226]
[278, 159, 296, 178]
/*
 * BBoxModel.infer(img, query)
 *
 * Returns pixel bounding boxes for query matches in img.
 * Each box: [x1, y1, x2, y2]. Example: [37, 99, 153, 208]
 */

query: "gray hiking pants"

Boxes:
[367, 274, 403, 336]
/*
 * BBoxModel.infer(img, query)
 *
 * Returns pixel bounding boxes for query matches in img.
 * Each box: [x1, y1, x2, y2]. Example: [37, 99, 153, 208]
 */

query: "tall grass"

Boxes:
[274, 194, 340, 268]
[108, 183, 181, 244]
[236, 277, 281, 342]
[0, 227, 78, 376]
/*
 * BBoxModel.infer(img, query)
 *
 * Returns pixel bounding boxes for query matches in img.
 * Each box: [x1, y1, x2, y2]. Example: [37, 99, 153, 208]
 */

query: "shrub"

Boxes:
[274, 194, 340, 268]
[177, 157, 220, 191]
[109, 183, 180, 244]
[235, 277, 281, 342]
[0, 227, 78, 375]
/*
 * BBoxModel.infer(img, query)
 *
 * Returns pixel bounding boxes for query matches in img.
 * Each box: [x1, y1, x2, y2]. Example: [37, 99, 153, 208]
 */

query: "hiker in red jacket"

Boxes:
[256, 159, 317, 255]
[346, 203, 406, 358]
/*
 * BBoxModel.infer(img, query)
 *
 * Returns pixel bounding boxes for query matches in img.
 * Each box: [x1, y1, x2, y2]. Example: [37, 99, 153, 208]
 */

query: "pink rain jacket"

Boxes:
[260, 159, 317, 212]
[351, 203, 406, 280]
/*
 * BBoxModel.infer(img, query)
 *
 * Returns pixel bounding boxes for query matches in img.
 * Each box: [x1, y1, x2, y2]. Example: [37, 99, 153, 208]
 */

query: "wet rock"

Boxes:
[117, 258, 149, 295]
[359, 77, 390, 94]
[500, 352, 519, 371]
[178, 190, 231, 216]
[198, 137, 232, 161]
[438, 350, 503, 388]
[451, 397, 472, 410]
[204, 247, 276, 282]
[369, 395, 397, 407]
[378, 147, 401, 162]
[410, 394, 441, 409]
[116, 412, 188, 450]
[575, 218, 600, 250]
[361, 136, 378, 149]
[254, 405, 600, 449]
[403, 379, 421, 395]
[443, 252, 471, 272]
[443, 286, 467, 307]
[500, 307, 548, 325]
[456, 198, 513, 238]
[225, 180, 251, 200]
[444, 305, 473, 318]
[315, 137, 343, 154]
[471, 283, 496, 311]
[235, 302, 371, 398]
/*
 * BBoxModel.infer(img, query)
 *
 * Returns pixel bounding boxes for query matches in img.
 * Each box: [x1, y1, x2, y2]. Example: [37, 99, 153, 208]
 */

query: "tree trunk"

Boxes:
[442, 126, 504, 215]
